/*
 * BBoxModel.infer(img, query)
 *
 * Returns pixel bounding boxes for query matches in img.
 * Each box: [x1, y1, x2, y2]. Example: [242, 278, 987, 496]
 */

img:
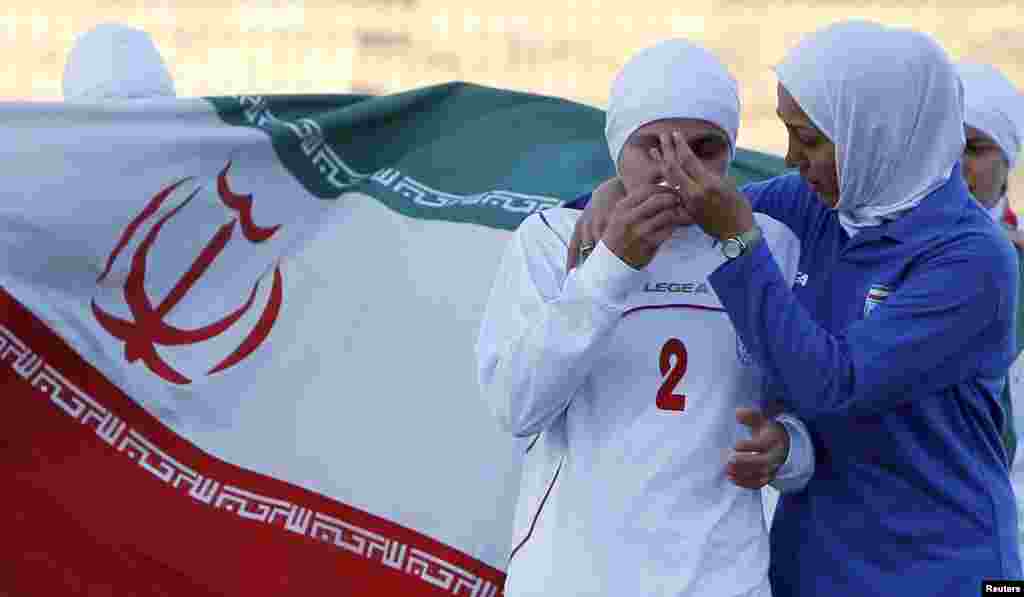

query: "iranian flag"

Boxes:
[0, 83, 786, 595]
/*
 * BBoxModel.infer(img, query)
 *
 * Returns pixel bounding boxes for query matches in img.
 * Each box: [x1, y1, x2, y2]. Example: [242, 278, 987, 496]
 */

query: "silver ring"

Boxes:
[578, 241, 596, 259]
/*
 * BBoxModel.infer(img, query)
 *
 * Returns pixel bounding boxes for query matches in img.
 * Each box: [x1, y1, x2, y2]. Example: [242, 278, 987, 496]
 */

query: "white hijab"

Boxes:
[63, 23, 176, 102]
[959, 62, 1024, 170]
[957, 62, 1024, 223]
[605, 39, 740, 170]
[775, 21, 965, 236]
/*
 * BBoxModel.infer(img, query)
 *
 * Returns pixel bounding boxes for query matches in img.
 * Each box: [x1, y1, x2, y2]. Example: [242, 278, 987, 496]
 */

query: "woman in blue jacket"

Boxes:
[567, 20, 1021, 595]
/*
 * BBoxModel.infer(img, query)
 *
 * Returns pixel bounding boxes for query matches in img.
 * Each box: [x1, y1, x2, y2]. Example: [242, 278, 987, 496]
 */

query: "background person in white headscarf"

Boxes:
[960, 61, 1024, 457]
[60, 22, 188, 427]
[63, 23, 175, 102]
[959, 63, 1024, 240]
[959, 58, 1024, 563]
[569, 20, 1021, 595]
[477, 39, 814, 597]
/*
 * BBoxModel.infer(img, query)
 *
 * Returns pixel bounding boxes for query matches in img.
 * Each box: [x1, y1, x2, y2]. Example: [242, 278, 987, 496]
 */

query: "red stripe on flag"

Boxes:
[0, 286, 505, 596]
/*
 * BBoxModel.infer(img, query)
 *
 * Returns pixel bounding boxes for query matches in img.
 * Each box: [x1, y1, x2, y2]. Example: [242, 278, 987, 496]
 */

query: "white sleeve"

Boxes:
[475, 212, 645, 437]
[771, 414, 815, 493]
[755, 213, 816, 493]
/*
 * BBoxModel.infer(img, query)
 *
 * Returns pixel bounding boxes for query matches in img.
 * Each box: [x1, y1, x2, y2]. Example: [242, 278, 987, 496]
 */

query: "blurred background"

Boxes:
[5, 1, 1023, 204]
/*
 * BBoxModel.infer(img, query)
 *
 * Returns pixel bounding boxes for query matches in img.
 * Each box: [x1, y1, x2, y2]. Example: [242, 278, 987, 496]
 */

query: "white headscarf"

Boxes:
[63, 23, 176, 102]
[958, 62, 1024, 169]
[775, 21, 965, 235]
[957, 62, 1023, 224]
[605, 39, 740, 170]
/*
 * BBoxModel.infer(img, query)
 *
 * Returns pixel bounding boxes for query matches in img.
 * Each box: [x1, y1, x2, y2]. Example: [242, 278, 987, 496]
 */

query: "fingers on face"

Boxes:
[609, 193, 682, 252]
[658, 132, 677, 164]
[669, 130, 703, 178]
[658, 131, 715, 200]
[620, 184, 655, 210]
[654, 132, 686, 183]
[634, 206, 681, 239]
[651, 143, 681, 190]
[630, 192, 679, 218]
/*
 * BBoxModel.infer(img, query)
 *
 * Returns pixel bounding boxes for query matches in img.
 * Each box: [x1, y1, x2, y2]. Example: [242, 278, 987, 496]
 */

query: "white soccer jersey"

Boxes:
[476, 208, 812, 597]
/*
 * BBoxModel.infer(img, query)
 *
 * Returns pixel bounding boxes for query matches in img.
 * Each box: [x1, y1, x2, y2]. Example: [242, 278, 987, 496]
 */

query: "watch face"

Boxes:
[722, 239, 742, 259]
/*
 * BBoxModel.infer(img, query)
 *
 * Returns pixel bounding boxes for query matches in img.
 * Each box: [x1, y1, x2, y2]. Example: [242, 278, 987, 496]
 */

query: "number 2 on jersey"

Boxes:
[657, 338, 687, 412]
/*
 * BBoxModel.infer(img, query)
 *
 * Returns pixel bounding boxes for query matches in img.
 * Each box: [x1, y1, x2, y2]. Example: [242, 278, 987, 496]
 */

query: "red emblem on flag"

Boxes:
[91, 161, 284, 385]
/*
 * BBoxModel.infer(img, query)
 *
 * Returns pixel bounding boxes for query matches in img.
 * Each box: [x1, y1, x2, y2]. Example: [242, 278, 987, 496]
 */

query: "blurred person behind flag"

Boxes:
[63, 22, 176, 102]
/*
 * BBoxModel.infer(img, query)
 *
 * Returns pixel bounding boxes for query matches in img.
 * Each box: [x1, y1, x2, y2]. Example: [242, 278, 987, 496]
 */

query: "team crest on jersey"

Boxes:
[863, 284, 892, 318]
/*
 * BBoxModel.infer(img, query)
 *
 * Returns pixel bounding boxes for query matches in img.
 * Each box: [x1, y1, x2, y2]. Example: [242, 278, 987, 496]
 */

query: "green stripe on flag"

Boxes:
[208, 82, 788, 231]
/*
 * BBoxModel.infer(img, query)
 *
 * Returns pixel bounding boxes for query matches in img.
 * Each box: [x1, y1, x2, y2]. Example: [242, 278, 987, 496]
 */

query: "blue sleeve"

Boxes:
[741, 174, 822, 243]
[709, 234, 1017, 420]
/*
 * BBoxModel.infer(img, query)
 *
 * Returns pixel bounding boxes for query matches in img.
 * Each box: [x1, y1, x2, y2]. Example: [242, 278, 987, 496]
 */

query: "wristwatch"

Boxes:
[720, 225, 763, 260]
